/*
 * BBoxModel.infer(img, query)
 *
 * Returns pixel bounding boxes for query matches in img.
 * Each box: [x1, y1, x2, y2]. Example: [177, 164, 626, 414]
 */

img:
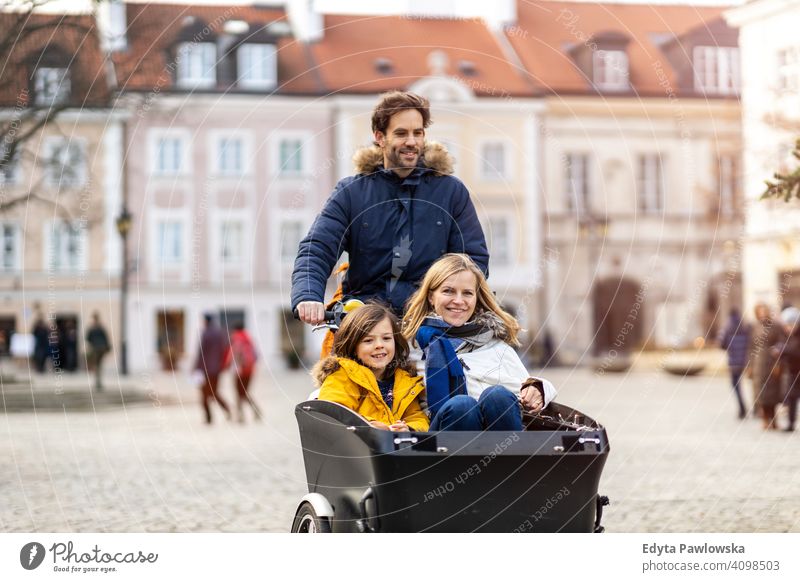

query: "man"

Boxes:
[85, 312, 111, 391]
[194, 313, 232, 424]
[292, 91, 489, 324]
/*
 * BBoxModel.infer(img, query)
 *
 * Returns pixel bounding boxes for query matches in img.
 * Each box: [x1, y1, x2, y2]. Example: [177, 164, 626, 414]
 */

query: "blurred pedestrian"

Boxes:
[224, 321, 262, 423]
[32, 317, 49, 373]
[748, 303, 786, 430]
[718, 307, 750, 419]
[194, 313, 232, 424]
[86, 313, 111, 391]
[64, 320, 78, 372]
[775, 307, 800, 432]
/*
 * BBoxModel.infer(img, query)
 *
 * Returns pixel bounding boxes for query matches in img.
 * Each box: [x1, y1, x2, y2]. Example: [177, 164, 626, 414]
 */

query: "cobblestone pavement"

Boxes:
[2, 362, 799, 532]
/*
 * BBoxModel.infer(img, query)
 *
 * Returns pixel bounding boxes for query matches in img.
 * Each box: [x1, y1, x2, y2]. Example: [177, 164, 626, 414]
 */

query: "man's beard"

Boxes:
[385, 144, 420, 170]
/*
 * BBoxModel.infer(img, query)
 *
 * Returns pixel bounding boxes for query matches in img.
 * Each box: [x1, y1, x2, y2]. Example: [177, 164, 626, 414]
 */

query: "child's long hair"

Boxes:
[402, 253, 520, 346]
[333, 302, 416, 376]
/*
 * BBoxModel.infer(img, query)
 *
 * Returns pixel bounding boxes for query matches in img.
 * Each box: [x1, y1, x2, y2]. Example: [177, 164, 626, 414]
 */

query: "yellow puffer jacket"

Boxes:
[314, 357, 429, 431]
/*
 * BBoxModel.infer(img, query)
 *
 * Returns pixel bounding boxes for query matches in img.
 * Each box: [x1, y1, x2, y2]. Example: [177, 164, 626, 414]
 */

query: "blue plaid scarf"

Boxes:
[415, 317, 472, 417]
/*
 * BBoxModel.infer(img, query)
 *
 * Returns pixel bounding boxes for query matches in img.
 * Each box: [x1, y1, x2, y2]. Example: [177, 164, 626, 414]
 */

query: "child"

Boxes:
[314, 303, 429, 432]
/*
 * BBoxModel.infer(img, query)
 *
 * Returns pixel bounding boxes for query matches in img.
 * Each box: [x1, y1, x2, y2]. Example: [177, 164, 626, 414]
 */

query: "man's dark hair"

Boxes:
[371, 91, 432, 138]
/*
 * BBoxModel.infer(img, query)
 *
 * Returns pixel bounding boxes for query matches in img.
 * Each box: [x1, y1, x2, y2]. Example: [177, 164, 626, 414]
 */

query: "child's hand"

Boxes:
[389, 420, 409, 432]
[369, 420, 391, 430]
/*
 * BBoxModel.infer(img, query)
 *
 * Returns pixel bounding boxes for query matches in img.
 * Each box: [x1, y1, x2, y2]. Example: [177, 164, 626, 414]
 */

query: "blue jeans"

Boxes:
[429, 385, 522, 431]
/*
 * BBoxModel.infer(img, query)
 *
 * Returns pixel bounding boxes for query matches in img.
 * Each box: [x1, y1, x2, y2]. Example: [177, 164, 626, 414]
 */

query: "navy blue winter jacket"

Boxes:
[291, 143, 489, 314]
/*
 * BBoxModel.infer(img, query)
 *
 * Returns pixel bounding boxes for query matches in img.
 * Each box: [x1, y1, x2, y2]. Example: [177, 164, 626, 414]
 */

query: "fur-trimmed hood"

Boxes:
[311, 356, 341, 388]
[352, 140, 454, 176]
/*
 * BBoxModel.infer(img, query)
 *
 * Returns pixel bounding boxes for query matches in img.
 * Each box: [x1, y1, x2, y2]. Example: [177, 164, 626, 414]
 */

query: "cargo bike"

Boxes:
[290, 302, 610, 533]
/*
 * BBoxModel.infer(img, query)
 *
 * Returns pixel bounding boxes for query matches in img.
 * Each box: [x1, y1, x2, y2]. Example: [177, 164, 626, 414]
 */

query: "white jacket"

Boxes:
[457, 339, 557, 406]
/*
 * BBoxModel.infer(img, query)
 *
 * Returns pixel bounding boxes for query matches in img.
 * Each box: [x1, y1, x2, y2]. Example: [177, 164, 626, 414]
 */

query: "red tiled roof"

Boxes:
[506, 0, 734, 97]
[309, 14, 535, 96]
[114, 3, 320, 95]
[0, 12, 110, 107]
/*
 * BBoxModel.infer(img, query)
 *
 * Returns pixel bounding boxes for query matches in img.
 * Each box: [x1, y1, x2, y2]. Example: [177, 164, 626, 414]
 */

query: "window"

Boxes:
[220, 220, 244, 265]
[777, 47, 800, 93]
[237, 43, 277, 90]
[156, 220, 184, 265]
[44, 139, 85, 188]
[0, 143, 20, 184]
[637, 154, 665, 213]
[279, 138, 304, 176]
[486, 216, 511, 266]
[1, 223, 20, 271]
[216, 137, 243, 176]
[718, 155, 738, 216]
[565, 153, 591, 213]
[155, 137, 185, 175]
[280, 220, 304, 261]
[693, 46, 740, 95]
[176, 42, 216, 88]
[593, 50, 628, 91]
[34, 67, 70, 106]
[481, 142, 507, 180]
[46, 220, 86, 272]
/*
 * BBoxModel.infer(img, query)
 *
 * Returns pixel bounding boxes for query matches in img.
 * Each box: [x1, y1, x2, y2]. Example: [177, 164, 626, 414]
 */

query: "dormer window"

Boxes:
[176, 42, 216, 89]
[693, 46, 739, 95]
[373, 58, 393, 76]
[237, 43, 276, 90]
[34, 67, 70, 106]
[593, 50, 628, 91]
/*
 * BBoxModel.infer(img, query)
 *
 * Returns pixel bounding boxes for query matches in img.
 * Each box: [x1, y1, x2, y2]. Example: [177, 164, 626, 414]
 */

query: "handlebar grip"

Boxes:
[292, 308, 338, 324]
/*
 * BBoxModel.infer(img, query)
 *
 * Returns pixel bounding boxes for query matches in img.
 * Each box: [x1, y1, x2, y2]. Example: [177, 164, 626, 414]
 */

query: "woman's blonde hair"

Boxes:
[402, 253, 520, 346]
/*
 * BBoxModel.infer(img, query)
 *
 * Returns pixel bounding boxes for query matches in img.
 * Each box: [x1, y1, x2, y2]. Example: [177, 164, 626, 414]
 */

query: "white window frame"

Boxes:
[34, 67, 70, 106]
[237, 43, 277, 90]
[637, 153, 665, 214]
[209, 131, 252, 177]
[777, 46, 800, 93]
[43, 137, 86, 189]
[479, 140, 510, 181]
[43, 219, 87, 273]
[718, 154, 738, 216]
[564, 152, 591, 214]
[484, 214, 514, 267]
[593, 50, 629, 91]
[693, 46, 740, 95]
[176, 42, 216, 89]
[148, 209, 191, 283]
[0, 222, 21, 272]
[270, 131, 313, 178]
[0, 144, 21, 185]
[278, 217, 306, 263]
[148, 130, 191, 176]
[210, 211, 251, 280]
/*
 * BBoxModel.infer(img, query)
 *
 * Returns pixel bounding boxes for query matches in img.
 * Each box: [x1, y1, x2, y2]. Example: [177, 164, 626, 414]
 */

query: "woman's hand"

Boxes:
[389, 420, 409, 432]
[520, 385, 544, 412]
[369, 420, 391, 430]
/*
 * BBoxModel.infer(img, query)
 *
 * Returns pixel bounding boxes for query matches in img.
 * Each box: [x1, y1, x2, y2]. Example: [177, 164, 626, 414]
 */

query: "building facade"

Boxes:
[726, 0, 800, 316]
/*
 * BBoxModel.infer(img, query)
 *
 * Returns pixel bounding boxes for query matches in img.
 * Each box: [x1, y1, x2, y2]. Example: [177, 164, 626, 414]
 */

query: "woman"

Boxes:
[749, 303, 786, 430]
[718, 307, 750, 419]
[403, 254, 556, 431]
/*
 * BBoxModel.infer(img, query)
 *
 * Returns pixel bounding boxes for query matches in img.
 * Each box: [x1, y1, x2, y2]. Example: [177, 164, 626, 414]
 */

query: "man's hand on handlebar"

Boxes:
[296, 301, 326, 325]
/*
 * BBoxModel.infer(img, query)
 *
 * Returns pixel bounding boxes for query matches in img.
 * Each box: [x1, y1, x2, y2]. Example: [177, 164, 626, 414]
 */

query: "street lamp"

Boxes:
[116, 206, 132, 376]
